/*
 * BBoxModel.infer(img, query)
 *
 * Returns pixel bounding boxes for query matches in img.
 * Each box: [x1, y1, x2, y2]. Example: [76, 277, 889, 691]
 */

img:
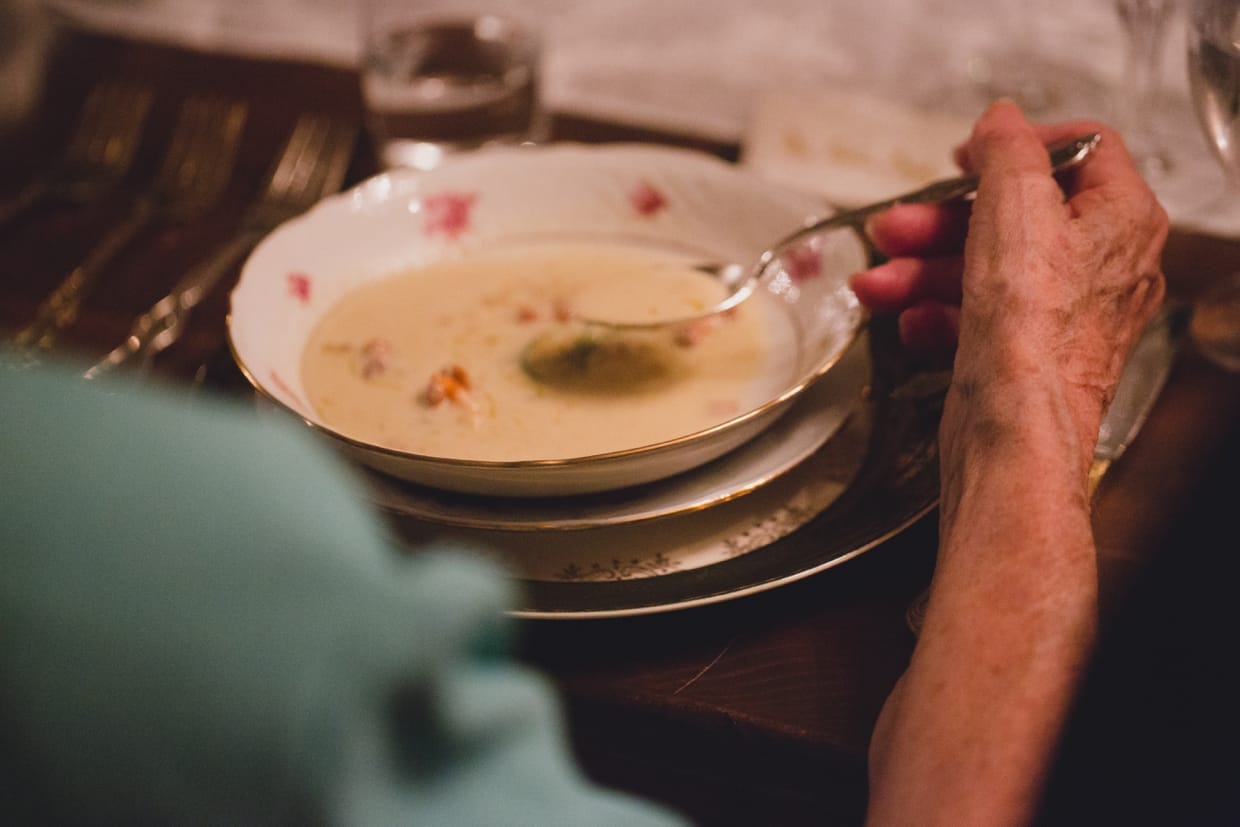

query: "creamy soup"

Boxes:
[301, 242, 795, 461]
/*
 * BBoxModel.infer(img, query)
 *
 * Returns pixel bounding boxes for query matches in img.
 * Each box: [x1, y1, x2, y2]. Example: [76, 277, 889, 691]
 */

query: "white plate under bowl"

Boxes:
[228, 143, 867, 496]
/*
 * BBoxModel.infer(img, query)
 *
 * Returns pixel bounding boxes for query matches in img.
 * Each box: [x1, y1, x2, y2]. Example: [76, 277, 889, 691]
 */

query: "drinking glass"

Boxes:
[359, 0, 545, 171]
[1113, 0, 1181, 178]
[1185, 0, 1240, 371]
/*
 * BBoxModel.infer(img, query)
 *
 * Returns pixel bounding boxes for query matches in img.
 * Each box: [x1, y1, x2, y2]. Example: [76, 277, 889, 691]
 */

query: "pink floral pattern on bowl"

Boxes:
[628, 181, 668, 217]
[422, 191, 478, 240]
[286, 272, 312, 303]
[781, 241, 823, 283]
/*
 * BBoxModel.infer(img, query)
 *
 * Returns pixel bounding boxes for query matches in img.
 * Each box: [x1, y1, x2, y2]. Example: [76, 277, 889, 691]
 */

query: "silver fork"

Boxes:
[0, 80, 153, 230]
[85, 113, 357, 379]
[12, 96, 247, 353]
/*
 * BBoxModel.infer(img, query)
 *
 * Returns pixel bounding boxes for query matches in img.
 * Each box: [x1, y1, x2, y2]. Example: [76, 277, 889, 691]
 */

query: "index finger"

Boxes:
[966, 100, 1060, 181]
[965, 101, 1071, 219]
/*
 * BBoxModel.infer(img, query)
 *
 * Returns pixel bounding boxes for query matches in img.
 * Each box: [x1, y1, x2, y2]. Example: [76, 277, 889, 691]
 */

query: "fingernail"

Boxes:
[862, 213, 881, 242]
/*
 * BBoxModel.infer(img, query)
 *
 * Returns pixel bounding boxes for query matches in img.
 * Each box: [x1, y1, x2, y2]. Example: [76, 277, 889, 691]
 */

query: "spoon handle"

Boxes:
[773, 132, 1102, 252]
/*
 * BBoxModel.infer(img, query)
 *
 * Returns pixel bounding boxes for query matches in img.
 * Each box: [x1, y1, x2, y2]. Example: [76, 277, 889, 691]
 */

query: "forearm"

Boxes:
[856, 101, 1166, 827]
[866, 377, 1101, 826]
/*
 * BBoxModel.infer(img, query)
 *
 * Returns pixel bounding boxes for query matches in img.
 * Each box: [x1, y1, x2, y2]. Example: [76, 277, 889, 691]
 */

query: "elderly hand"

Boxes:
[851, 100, 1167, 472]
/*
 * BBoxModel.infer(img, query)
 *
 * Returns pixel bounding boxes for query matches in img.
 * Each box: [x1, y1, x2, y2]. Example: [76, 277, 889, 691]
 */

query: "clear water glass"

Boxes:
[360, 0, 545, 171]
[1186, 0, 1240, 371]
[1113, 0, 1181, 178]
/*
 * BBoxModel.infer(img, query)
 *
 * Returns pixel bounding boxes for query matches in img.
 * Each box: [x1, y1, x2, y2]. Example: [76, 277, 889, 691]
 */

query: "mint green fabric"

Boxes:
[0, 359, 686, 826]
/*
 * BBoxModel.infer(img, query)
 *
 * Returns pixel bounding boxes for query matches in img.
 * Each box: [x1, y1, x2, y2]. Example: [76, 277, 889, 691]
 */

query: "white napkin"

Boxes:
[740, 90, 975, 208]
[739, 88, 1240, 239]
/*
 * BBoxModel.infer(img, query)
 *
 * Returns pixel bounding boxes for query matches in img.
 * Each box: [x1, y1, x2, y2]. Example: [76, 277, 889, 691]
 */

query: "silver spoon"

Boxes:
[579, 132, 1102, 332]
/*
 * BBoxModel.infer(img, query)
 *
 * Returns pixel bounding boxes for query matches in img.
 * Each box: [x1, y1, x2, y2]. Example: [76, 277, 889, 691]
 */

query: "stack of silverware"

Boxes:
[1, 79, 358, 385]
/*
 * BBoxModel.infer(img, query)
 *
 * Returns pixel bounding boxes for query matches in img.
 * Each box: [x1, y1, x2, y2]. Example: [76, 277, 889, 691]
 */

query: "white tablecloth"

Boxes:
[36, 0, 1240, 237]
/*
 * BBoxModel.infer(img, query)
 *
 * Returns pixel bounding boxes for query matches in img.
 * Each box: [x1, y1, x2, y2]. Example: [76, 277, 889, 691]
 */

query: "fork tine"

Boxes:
[63, 83, 113, 163]
[173, 108, 217, 192]
[294, 118, 356, 207]
[64, 82, 152, 171]
[265, 114, 328, 202]
[153, 96, 247, 210]
[281, 119, 337, 202]
[154, 98, 208, 187]
[193, 99, 247, 202]
[260, 113, 356, 213]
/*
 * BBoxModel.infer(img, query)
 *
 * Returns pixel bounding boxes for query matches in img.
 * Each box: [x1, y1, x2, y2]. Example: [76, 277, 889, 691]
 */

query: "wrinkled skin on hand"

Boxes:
[851, 101, 1167, 480]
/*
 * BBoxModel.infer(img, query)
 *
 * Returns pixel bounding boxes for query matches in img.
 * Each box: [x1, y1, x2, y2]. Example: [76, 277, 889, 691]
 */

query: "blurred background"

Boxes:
[4, 0, 1160, 134]
[2, 0, 1232, 234]
[0, 0, 52, 133]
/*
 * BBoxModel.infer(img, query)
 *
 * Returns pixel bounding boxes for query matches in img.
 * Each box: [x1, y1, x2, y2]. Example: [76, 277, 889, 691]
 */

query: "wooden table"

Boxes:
[5, 29, 1238, 825]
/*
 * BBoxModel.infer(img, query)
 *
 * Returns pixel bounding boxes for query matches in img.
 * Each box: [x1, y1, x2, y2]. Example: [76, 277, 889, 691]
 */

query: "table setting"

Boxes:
[3, 0, 1240, 821]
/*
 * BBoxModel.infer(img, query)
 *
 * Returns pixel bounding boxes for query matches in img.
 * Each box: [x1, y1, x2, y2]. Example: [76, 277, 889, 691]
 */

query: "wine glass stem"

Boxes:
[1116, 0, 1176, 174]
